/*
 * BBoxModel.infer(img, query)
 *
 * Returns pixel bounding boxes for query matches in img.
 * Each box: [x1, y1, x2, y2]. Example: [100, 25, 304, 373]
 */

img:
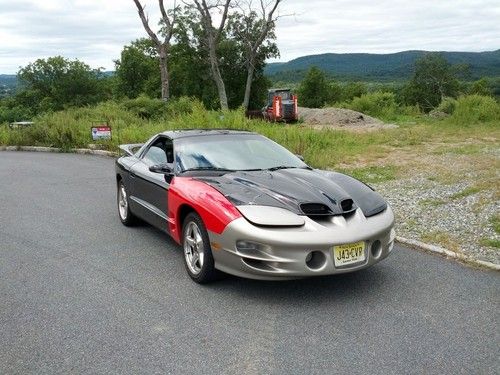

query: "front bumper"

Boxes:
[208, 207, 395, 280]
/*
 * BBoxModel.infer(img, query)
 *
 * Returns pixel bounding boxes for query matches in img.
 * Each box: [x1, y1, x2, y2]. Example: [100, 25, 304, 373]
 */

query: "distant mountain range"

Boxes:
[0, 74, 18, 98]
[265, 50, 500, 82]
[1, 50, 499, 93]
[0, 72, 114, 97]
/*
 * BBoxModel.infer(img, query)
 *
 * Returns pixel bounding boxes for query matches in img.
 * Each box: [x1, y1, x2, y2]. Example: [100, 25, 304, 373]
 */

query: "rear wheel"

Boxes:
[182, 212, 218, 283]
[117, 180, 137, 226]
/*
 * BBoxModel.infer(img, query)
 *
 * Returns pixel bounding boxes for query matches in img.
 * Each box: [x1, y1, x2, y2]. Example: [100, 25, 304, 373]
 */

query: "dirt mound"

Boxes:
[299, 107, 396, 130]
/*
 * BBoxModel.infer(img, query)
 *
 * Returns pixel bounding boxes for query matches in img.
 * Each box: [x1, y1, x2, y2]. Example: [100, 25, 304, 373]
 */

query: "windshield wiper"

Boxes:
[267, 165, 296, 171]
[182, 167, 235, 173]
[266, 165, 313, 172]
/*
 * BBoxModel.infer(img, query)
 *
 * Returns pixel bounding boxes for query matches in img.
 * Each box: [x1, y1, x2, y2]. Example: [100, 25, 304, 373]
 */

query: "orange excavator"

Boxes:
[262, 88, 298, 122]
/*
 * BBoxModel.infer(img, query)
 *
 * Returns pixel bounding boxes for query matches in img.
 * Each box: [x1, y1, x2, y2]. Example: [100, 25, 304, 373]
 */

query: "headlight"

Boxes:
[236, 205, 305, 227]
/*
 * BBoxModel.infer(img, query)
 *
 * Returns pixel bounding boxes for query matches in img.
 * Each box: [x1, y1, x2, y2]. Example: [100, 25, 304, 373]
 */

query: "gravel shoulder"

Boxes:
[298, 107, 499, 265]
[363, 141, 499, 265]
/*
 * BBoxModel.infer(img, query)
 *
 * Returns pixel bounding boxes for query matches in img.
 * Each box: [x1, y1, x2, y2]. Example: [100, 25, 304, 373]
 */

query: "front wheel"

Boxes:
[182, 212, 218, 283]
[117, 180, 137, 226]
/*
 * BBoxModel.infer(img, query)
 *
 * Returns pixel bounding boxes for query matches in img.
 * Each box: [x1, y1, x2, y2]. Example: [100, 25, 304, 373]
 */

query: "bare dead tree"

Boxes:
[233, 0, 281, 110]
[132, 0, 177, 100]
[191, 0, 232, 110]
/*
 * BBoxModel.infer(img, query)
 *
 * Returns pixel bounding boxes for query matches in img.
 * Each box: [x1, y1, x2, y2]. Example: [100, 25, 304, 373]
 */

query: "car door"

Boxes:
[128, 136, 174, 232]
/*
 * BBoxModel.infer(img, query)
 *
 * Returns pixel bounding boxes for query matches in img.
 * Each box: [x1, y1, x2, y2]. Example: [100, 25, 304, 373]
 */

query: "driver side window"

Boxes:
[143, 137, 174, 166]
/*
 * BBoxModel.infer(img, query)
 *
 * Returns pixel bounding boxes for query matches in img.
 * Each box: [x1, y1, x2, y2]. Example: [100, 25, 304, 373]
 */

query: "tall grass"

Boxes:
[1, 95, 499, 169]
[449, 95, 500, 125]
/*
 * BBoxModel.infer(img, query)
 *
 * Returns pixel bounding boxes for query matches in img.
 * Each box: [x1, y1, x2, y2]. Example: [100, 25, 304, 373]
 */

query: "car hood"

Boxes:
[196, 168, 387, 218]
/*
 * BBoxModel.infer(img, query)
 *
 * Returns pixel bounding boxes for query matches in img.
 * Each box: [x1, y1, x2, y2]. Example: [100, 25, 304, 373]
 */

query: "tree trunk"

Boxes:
[158, 44, 170, 101]
[192, 0, 230, 111]
[242, 58, 255, 110]
[207, 36, 228, 110]
[132, 0, 175, 102]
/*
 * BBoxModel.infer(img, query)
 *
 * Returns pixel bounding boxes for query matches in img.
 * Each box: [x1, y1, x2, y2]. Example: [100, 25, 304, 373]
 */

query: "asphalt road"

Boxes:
[0, 151, 498, 375]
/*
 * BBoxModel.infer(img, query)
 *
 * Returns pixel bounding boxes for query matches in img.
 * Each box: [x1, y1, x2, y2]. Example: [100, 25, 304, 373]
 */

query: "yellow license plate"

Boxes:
[333, 241, 366, 267]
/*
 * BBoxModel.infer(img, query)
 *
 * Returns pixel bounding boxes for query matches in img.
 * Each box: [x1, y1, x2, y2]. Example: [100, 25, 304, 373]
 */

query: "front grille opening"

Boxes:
[300, 203, 332, 216]
[283, 104, 294, 116]
[242, 258, 275, 271]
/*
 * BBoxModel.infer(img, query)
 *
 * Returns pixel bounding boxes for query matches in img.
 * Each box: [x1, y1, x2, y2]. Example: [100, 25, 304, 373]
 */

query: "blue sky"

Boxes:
[0, 0, 499, 73]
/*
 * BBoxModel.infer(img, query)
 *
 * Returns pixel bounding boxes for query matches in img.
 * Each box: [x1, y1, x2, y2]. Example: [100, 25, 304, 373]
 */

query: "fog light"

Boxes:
[305, 251, 326, 270]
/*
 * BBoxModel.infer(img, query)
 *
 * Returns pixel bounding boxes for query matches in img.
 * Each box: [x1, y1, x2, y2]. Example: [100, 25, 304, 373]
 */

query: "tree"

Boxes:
[191, 0, 232, 110]
[17, 56, 105, 112]
[328, 81, 343, 104]
[116, 4, 272, 110]
[403, 53, 460, 111]
[341, 81, 367, 102]
[132, 0, 177, 101]
[168, 8, 271, 109]
[228, 0, 281, 109]
[297, 67, 330, 108]
[115, 39, 160, 98]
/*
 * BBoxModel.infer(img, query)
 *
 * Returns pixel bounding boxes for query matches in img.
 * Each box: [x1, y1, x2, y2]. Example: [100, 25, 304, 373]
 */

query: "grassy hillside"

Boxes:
[266, 50, 500, 82]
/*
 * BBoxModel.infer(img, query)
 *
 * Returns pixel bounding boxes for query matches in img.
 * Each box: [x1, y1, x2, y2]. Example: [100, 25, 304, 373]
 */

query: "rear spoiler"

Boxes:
[119, 143, 143, 156]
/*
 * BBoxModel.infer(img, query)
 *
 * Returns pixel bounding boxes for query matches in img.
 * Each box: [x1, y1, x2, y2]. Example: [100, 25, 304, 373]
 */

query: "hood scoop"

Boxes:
[196, 168, 387, 218]
[300, 203, 333, 216]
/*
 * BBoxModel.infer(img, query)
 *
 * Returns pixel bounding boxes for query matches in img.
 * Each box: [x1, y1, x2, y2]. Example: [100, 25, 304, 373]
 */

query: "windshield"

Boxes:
[174, 134, 307, 172]
[270, 91, 291, 100]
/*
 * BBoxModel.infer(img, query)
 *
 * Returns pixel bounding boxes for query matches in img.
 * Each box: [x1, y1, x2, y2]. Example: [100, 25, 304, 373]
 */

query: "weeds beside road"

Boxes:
[1, 98, 499, 264]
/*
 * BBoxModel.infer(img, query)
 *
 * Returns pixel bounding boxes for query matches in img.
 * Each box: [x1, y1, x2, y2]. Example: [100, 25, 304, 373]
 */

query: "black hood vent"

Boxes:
[300, 203, 333, 216]
[341, 199, 354, 212]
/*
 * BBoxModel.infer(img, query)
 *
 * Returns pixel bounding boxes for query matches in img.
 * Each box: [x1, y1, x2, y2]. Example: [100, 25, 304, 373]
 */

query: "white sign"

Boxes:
[91, 126, 111, 140]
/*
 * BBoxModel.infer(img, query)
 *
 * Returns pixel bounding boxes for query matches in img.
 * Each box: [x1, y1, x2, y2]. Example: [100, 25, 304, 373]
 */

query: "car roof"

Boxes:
[160, 129, 256, 139]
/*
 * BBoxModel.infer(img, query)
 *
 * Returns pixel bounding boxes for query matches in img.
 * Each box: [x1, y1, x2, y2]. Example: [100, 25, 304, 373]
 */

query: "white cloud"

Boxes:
[0, 0, 498, 73]
[272, 0, 500, 60]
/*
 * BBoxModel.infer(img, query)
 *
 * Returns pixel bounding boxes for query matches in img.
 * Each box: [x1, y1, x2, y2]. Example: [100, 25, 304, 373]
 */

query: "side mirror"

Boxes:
[149, 163, 173, 175]
[295, 154, 305, 161]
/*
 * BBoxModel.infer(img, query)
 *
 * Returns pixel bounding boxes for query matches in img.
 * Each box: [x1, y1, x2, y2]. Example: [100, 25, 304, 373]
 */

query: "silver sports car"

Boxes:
[116, 130, 395, 283]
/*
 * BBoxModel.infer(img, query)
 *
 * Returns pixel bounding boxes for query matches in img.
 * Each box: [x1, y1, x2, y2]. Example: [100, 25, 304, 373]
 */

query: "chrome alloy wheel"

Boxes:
[183, 221, 205, 275]
[118, 183, 128, 221]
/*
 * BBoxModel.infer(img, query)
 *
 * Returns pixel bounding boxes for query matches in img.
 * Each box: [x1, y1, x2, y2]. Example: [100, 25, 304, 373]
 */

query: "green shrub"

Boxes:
[165, 96, 199, 117]
[450, 95, 500, 124]
[347, 91, 397, 120]
[121, 95, 168, 119]
[468, 78, 493, 96]
[121, 95, 199, 120]
[400, 104, 422, 117]
[437, 97, 457, 115]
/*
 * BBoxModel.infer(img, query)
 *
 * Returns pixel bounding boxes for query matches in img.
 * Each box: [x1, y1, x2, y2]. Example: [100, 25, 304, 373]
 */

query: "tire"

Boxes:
[117, 180, 137, 226]
[182, 212, 219, 283]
